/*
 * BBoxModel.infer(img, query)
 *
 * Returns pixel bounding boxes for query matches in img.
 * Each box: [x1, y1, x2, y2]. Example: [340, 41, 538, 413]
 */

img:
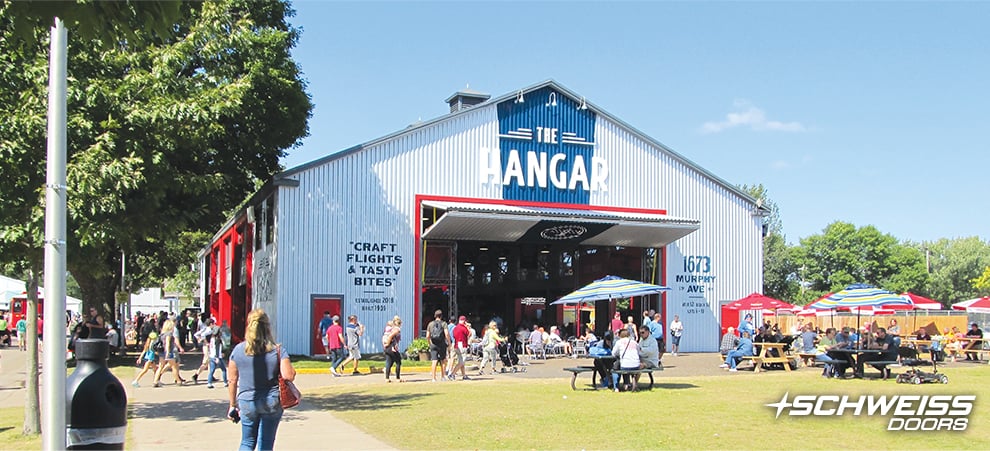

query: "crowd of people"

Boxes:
[128, 309, 233, 389]
[718, 314, 985, 377]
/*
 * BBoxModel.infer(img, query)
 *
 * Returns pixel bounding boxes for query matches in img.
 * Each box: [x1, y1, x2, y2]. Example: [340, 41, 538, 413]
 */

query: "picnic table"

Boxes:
[829, 348, 895, 379]
[743, 342, 793, 373]
[957, 337, 987, 361]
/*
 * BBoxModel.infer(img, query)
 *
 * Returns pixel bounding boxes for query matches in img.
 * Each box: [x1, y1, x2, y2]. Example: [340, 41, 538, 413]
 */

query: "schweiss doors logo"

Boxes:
[766, 392, 975, 431]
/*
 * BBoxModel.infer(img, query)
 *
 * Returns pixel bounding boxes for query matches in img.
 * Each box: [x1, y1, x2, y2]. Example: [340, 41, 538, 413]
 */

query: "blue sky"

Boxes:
[283, 1, 989, 244]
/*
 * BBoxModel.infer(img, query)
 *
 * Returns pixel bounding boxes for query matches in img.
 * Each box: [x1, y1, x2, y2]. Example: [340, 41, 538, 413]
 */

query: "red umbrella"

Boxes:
[952, 296, 990, 314]
[724, 293, 796, 311]
[899, 292, 943, 310]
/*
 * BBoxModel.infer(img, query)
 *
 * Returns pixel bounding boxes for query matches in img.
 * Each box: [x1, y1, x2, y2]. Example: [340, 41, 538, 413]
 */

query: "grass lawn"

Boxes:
[0, 408, 41, 450]
[307, 365, 990, 450]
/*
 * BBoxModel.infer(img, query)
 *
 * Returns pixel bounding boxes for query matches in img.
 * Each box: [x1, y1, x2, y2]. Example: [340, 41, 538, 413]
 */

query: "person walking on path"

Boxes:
[15, 317, 27, 351]
[477, 321, 501, 375]
[131, 331, 160, 387]
[335, 315, 364, 375]
[317, 311, 334, 358]
[669, 315, 684, 356]
[426, 310, 450, 382]
[326, 316, 345, 377]
[382, 315, 403, 383]
[448, 316, 471, 380]
[152, 319, 187, 387]
[227, 308, 296, 451]
[649, 313, 665, 362]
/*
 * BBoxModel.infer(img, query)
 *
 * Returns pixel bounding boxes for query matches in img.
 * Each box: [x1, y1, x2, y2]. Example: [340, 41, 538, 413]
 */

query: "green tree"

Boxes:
[973, 266, 990, 295]
[0, 0, 311, 317]
[925, 237, 990, 304]
[794, 222, 928, 297]
[741, 184, 799, 301]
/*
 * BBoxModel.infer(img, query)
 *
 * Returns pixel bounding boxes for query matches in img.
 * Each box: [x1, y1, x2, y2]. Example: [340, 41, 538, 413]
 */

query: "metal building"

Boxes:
[201, 80, 766, 355]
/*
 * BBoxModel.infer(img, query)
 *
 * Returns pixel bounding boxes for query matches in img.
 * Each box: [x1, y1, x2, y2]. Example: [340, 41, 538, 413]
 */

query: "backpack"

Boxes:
[219, 325, 233, 358]
[151, 335, 164, 353]
[429, 320, 446, 342]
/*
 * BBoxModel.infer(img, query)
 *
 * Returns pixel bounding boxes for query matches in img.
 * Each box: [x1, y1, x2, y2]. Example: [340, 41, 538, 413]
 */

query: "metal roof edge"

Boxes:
[277, 79, 759, 208]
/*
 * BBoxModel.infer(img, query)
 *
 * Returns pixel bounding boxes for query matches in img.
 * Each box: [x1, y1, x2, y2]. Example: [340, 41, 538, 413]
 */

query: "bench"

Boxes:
[798, 353, 818, 367]
[740, 355, 795, 373]
[611, 368, 659, 391]
[863, 360, 899, 379]
[562, 366, 597, 390]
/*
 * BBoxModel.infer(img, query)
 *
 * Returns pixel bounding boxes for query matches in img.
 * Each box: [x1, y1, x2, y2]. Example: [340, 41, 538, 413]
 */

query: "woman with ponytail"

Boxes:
[227, 309, 296, 450]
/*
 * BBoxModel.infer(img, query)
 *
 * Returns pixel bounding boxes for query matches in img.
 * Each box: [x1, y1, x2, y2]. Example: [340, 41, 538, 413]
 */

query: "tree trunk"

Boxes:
[23, 269, 40, 435]
[70, 268, 118, 324]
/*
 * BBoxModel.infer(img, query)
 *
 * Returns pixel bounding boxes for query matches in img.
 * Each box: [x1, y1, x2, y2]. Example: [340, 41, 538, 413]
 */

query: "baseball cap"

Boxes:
[458, 315, 466, 322]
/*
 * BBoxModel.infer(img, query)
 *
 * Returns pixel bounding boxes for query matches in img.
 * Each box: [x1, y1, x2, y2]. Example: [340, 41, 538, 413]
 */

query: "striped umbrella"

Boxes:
[806, 284, 912, 333]
[550, 275, 670, 305]
[951, 296, 990, 314]
[899, 292, 944, 310]
[806, 284, 912, 310]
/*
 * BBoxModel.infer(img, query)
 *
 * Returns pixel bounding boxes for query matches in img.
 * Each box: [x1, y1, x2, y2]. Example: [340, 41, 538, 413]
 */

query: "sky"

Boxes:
[283, 1, 989, 245]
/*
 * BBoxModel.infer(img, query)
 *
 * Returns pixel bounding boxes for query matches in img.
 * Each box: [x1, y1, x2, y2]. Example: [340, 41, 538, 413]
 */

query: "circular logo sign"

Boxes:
[540, 225, 588, 240]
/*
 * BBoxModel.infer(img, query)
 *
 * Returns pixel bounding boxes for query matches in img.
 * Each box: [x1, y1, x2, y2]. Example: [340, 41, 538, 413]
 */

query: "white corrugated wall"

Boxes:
[271, 98, 761, 354]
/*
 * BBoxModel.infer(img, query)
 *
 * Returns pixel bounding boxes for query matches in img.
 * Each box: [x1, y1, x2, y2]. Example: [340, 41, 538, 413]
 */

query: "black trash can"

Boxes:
[66, 339, 127, 450]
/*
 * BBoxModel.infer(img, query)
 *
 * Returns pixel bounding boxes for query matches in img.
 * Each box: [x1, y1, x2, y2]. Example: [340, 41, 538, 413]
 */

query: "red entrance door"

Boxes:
[311, 297, 342, 356]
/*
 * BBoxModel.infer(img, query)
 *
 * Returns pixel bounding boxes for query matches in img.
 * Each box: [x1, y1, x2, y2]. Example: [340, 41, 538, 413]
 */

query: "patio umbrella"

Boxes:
[951, 296, 990, 314]
[550, 275, 671, 305]
[806, 284, 912, 333]
[724, 293, 796, 311]
[551, 275, 670, 340]
[899, 292, 944, 334]
[900, 292, 944, 310]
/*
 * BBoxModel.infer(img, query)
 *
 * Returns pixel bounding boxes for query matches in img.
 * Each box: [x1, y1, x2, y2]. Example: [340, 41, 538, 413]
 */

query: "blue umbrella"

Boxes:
[806, 284, 911, 310]
[806, 284, 911, 335]
[550, 275, 670, 305]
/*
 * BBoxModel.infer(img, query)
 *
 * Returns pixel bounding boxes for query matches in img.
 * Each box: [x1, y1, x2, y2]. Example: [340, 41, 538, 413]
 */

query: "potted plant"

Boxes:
[406, 337, 430, 361]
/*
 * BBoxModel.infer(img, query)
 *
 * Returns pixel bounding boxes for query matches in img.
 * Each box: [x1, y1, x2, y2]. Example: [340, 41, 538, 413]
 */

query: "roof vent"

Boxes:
[445, 87, 490, 113]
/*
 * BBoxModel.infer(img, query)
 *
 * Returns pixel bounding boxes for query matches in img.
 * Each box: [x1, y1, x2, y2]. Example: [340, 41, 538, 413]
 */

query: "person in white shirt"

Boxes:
[669, 315, 684, 356]
[611, 328, 641, 392]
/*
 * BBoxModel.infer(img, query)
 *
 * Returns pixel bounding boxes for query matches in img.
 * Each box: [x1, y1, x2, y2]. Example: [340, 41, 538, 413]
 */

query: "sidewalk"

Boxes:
[1, 346, 731, 450]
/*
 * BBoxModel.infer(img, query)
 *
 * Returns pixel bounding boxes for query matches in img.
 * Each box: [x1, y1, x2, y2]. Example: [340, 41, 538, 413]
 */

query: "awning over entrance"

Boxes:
[421, 200, 700, 248]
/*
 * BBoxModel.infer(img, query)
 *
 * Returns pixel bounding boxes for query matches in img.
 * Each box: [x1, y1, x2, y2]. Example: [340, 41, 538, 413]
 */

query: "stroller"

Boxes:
[498, 341, 526, 373]
[896, 346, 948, 385]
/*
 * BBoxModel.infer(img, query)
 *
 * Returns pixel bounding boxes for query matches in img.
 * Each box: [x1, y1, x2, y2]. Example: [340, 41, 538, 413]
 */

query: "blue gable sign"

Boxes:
[484, 87, 605, 205]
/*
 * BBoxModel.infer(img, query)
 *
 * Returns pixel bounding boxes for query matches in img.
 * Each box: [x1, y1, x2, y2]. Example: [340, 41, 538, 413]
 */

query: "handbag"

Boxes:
[275, 344, 301, 409]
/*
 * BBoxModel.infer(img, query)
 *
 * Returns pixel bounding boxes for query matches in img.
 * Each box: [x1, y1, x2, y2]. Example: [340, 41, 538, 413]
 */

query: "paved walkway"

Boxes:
[0, 345, 747, 449]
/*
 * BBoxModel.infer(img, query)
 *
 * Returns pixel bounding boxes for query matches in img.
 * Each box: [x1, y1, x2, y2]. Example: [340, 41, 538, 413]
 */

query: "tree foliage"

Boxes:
[792, 222, 928, 300]
[741, 184, 798, 301]
[0, 0, 311, 318]
[924, 237, 990, 304]
[973, 266, 990, 295]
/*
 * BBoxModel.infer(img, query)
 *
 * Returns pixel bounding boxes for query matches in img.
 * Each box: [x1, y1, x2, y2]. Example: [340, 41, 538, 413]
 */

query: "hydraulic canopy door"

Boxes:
[420, 200, 700, 248]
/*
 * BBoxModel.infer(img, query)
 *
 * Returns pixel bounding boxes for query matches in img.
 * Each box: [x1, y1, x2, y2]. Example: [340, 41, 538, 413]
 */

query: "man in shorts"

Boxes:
[335, 315, 364, 375]
[426, 310, 450, 382]
[449, 316, 471, 380]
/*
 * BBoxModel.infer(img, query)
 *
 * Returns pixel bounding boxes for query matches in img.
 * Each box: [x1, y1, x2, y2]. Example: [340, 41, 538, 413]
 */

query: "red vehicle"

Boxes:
[9, 292, 44, 332]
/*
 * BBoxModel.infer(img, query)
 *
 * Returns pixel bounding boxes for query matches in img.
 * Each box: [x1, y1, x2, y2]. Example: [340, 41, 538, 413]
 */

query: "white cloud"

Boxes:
[700, 100, 806, 134]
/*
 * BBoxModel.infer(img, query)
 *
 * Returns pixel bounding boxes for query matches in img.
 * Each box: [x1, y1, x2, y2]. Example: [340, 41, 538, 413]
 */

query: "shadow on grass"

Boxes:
[305, 391, 434, 412]
[0, 427, 11, 434]
[653, 382, 699, 390]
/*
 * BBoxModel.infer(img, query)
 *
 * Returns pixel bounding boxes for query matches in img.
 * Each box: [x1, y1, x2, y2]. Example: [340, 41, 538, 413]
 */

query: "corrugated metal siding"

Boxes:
[588, 118, 763, 352]
[274, 106, 500, 354]
[272, 95, 761, 354]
